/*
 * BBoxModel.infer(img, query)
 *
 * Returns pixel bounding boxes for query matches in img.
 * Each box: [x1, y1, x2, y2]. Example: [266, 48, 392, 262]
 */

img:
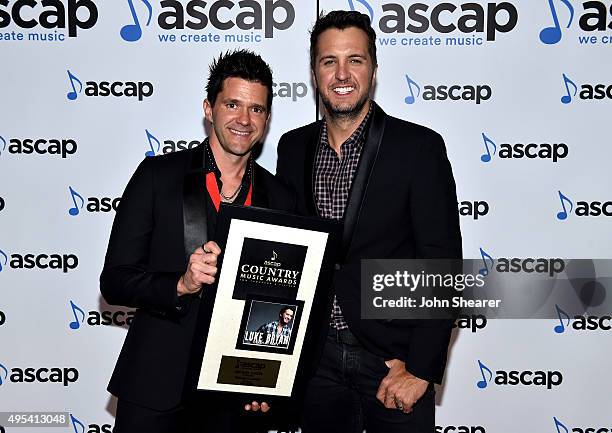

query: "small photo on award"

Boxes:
[236, 297, 304, 354]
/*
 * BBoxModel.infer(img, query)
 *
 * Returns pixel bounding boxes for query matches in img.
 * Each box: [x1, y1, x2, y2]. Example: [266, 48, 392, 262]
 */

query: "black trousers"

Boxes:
[113, 395, 275, 433]
[301, 328, 435, 433]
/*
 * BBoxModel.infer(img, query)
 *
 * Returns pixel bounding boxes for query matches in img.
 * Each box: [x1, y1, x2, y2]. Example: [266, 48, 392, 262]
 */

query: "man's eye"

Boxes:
[252, 107, 264, 113]
[350, 58, 363, 64]
[323, 59, 335, 65]
[226, 103, 237, 109]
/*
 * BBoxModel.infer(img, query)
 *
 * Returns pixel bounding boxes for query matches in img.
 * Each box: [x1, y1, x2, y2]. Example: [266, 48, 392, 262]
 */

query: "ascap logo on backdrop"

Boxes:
[65, 70, 154, 101]
[143, 129, 203, 156]
[436, 426, 485, 433]
[0, 362, 79, 387]
[479, 133, 569, 163]
[273, 81, 308, 101]
[67, 186, 121, 215]
[554, 304, 612, 332]
[69, 413, 112, 433]
[555, 190, 612, 219]
[453, 314, 488, 333]
[0, 134, 77, 159]
[68, 300, 134, 329]
[476, 360, 563, 389]
[0, 0, 98, 42]
[458, 200, 489, 220]
[478, 247, 565, 277]
[540, 0, 612, 45]
[559, 73, 612, 104]
[0, 248, 78, 273]
[553, 416, 611, 433]
[403, 75, 491, 105]
[349, 0, 518, 47]
[119, 0, 295, 44]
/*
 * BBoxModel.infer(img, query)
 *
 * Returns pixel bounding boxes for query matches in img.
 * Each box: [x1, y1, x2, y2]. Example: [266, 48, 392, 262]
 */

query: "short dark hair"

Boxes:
[206, 49, 273, 111]
[279, 306, 294, 316]
[309, 10, 377, 71]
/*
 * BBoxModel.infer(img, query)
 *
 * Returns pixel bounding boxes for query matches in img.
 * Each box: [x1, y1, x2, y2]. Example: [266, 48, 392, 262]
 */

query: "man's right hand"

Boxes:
[177, 241, 222, 296]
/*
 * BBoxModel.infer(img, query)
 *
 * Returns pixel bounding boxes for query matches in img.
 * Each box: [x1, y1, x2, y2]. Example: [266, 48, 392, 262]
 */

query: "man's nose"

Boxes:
[335, 61, 350, 81]
[237, 107, 250, 125]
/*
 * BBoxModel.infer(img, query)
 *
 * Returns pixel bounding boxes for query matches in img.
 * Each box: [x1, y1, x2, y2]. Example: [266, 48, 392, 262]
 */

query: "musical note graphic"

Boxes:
[476, 359, 493, 389]
[560, 73, 577, 104]
[120, 0, 153, 42]
[478, 247, 495, 276]
[540, 0, 575, 45]
[556, 190, 573, 220]
[66, 70, 83, 101]
[0, 363, 8, 385]
[68, 300, 86, 330]
[68, 186, 85, 216]
[553, 417, 570, 433]
[554, 304, 571, 333]
[271, 250, 278, 261]
[0, 249, 8, 273]
[348, 0, 374, 21]
[0, 135, 6, 156]
[480, 133, 497, 163]
[70, 414, 86, 433]
[404, 75, 421, 105]
[144, 129, 160, 157]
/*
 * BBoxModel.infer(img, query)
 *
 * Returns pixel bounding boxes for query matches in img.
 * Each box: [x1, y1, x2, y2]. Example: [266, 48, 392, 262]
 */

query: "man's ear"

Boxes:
[372, 65, 378, 85]
[203, 99, 213, 124]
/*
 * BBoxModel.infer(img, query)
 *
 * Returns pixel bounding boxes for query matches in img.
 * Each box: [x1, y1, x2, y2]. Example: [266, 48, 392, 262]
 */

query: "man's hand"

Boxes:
[244, 401, 270, 413]
[375, 359, 429, 413]
[177, 241, 221, 296]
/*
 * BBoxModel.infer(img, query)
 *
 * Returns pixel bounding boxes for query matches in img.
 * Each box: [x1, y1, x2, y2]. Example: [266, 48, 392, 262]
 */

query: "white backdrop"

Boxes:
[1, 1, 611, 432]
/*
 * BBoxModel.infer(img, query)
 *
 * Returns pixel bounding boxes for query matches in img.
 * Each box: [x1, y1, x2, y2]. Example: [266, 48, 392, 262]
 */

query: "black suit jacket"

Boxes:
[276, 102, 462, 384]
[100, 145, 294, 410]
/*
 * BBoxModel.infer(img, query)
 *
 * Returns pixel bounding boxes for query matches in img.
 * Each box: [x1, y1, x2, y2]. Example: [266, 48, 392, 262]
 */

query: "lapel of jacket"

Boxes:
[340, 101, 386, 259]
[182, 144, 208, 261]
[251, 162, 269, 208]
[304, 120, 323, 216]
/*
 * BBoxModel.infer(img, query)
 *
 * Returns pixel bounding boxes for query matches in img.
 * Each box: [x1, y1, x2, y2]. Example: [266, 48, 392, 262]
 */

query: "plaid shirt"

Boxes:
[257, 321, 293, 338]
[314, 104, 372, 330]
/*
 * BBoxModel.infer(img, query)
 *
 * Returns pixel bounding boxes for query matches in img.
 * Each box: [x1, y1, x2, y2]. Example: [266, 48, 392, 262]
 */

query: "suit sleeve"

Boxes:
[100, 157, 184, 315]
[404, 132, 462, 384]
[275, 133, 292, 187]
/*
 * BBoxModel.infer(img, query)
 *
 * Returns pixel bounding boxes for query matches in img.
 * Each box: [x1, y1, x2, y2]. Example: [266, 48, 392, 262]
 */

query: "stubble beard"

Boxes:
[320, 90, 370, 122]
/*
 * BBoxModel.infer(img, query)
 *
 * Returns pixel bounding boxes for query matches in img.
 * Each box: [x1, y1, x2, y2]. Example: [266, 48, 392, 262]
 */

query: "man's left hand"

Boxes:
[375, 359, 429, 413]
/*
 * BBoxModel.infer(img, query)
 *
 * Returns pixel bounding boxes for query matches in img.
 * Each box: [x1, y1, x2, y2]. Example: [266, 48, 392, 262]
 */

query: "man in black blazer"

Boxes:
[276, 11, 462, 433]
[100, 50, 293, 433]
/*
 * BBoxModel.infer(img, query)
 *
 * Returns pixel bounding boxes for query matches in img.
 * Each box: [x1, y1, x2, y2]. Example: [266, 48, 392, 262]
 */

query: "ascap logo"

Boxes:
[553, 416, 612, 433]
[453, 314, 487, 333]
[120, 0, 295, 43]
[458, 200, 489, 220]
[67, 186, 121, 215]
[68, 300, 134, 329]
[540, 0, 612, 45]
[70, 414, 112, 433]
[554, 304, 612, 332]
[480, 133, 568, 163]
[476, 360, 563, 389]
[66, 70, 154, 101]
[0, 135, 77, 159]
[143, 129, 202, 157]
[559, 72, 612, 103]
[0, 0, 98, 42]
[0, 249, 78, 273]
[273, 81, 307, 101]
[556, 190, 612, 219]
[403, 74, 491, 105]
[0, 362, 79, 387]
[478, 247, 565, 277]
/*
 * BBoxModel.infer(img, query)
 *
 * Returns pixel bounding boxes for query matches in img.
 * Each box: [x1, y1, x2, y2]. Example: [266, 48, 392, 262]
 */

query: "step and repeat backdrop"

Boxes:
[1, 0, 611, 432]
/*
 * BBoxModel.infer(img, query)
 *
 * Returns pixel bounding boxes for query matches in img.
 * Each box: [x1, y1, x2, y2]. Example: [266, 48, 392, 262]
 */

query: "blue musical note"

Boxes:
[348, 0, 374, 21]
[476, 359, 493, 389]
[560, 73, 577, 104]
[404, 75, 421, 105]
[68, 186, 85, 216]
[553, 417, 570, 433]
[66, 70, 82, 101]
[0, 363, 8, 385]
[144, 129, 160, 157]
[478, 248, 494, 276]
[68, 300, 86, 330]
[480, 133, 497, 163]
[556, 190, 573, 220]
[0, 249, 8, 273]
[554, 304, 571, 334]
[0, 135, 6, 156]
[540, 0, 575, 44]
[70, 414, 86, 433]
[120, 0, 153, 42]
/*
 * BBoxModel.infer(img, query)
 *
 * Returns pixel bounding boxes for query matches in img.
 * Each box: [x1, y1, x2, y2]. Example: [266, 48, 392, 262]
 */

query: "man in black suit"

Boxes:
[100, 50, 293, 433]
[276, 11, 462, 433]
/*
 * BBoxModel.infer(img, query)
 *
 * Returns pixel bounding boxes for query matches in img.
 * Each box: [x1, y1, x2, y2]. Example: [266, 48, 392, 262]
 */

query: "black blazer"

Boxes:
[276, 102, 462, 384]
[100, 145, 294, 411]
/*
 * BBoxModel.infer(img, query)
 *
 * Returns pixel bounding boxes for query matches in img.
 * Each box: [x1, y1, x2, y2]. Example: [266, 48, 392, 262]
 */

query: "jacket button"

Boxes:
[334, 263, 341, 271]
